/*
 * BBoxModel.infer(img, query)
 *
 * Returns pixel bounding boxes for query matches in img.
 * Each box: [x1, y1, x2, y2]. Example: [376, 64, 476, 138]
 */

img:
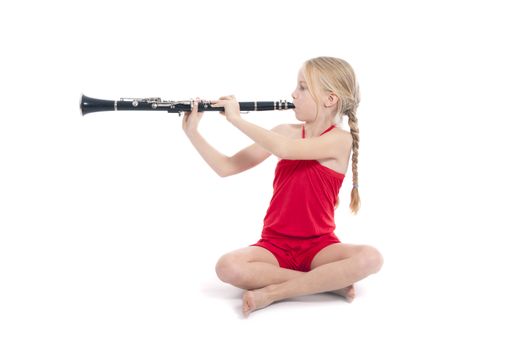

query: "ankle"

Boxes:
[261, 284, 281, 302]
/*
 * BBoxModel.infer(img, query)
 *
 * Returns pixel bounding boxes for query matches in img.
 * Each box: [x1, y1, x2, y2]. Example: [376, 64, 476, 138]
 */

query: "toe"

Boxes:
[347, 285, 356, 302]
[242, 292, 254, 317]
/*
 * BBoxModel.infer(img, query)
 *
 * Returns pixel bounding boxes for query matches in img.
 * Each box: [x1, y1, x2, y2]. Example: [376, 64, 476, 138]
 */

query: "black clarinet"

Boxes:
[80, 95, 295, 116]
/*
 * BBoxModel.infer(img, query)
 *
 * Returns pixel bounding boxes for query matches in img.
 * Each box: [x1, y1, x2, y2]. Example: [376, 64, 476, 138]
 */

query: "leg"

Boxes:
[310, 243, 374, 301]
[215, 246, 303, 290]
[243, 244, 383, 316]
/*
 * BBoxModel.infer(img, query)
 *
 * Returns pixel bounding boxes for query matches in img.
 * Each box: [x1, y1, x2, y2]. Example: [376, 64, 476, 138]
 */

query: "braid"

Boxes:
[348, 107, 361, 214]
[303, 56, 361, 214]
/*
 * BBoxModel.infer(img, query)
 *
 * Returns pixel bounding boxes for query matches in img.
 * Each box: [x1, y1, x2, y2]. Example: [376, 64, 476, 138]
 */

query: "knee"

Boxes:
[215, 253, 246, 285]
[358, 246, 384, 274]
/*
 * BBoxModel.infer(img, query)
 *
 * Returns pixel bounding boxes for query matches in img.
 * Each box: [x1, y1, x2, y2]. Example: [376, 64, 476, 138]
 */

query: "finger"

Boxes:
[192, 97, 200, 112]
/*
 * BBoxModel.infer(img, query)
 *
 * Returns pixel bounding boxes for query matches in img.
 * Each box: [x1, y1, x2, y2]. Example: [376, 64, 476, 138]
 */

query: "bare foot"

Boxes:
[331, 285, 355, 302]
[242, 288, 274, 317]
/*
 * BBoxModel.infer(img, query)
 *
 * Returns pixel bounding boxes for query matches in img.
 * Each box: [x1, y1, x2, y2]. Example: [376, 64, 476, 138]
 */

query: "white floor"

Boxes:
[1, 212, 522, 349]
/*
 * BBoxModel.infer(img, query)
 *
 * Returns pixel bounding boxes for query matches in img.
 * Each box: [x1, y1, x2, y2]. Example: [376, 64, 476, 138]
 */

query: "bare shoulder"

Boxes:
[272, 123, 352, 145]
[271, 123, 302, 139]
[333, 126, 353, 145]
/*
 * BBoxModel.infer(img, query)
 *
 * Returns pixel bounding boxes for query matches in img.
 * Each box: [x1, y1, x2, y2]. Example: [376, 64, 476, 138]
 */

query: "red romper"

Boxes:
[252, 124, 345, 272]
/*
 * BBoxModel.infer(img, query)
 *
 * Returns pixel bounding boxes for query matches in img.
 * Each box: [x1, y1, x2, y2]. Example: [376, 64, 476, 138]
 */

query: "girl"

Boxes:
[182, 57, 383, 317]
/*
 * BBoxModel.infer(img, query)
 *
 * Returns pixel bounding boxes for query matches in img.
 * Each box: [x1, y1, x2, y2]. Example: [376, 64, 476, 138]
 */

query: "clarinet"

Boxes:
[80, 95, 295, 116]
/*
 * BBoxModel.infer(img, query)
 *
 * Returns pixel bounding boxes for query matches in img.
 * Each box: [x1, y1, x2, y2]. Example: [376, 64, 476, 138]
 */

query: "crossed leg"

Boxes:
[215, 243, 383, 317]
[241, 243, 383, 316]
[215, 246, 302, 290]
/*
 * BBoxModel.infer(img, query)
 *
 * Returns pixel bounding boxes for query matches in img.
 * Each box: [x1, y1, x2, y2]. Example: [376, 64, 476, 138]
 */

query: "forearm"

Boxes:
[184, 130, 230, 177]
[230, 118, 287, 158]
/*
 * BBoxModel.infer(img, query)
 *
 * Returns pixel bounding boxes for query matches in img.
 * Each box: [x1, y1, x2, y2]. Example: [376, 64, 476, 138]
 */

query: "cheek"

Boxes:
[304, 96, 316, 108]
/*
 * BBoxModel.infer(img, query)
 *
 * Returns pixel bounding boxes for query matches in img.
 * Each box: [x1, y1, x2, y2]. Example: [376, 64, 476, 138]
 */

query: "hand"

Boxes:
[211, 95, 242, 123]
[182, 97, 204, 135]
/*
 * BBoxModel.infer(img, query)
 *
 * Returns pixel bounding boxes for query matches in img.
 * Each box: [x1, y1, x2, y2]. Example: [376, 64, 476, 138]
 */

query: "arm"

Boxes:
[230, 118, 344, 160]
[184, 130, 231, 177]
[220, 123, 284, 176]
[212, 96, 345, 161]
[226, 141, 272, 176]
[185, 124, 281, 177]
[280, 132, 347, 160]
[183, 97, 232, 177]
[228, 118, 288, 158]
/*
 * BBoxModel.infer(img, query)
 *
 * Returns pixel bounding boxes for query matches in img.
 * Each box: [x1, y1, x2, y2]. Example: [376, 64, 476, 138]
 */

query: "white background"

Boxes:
[1, 0, 524, 349]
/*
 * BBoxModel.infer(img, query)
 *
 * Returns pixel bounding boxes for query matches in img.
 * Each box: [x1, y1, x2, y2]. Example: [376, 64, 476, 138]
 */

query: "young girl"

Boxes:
[182, 57, 383, 317]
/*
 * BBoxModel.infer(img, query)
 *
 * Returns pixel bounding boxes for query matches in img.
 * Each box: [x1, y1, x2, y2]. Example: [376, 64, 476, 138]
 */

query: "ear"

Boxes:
[324, 93, 339, 108]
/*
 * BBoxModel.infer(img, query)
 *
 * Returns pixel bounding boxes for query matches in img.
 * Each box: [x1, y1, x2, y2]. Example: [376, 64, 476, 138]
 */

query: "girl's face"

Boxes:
[291, 69, 319, 122]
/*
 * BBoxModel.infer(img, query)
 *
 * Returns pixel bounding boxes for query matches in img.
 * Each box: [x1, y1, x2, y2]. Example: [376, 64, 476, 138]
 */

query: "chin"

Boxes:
[293, 110, 303, 120]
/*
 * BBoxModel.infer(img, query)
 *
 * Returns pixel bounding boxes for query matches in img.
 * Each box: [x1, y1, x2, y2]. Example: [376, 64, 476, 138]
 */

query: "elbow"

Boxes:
[217, 170, 230, 178]
[216, 167, 231, 178]
[274, 143, 289, 160]
[217, 158, 233, 178]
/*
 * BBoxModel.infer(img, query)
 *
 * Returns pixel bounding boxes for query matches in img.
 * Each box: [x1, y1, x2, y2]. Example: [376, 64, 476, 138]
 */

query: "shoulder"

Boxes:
[271, 123, 302, 139]
[325, 126, 353, 158]
[272, 123, 352, 145]
[333, 125, 353, 145]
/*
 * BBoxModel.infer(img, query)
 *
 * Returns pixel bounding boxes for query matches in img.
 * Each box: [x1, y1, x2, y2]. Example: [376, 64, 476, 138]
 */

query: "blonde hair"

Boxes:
[303, 56, 361, 214]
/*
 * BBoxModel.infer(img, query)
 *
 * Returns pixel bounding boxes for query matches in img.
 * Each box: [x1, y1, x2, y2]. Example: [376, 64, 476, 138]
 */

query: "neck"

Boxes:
[303, 119, 333, 138]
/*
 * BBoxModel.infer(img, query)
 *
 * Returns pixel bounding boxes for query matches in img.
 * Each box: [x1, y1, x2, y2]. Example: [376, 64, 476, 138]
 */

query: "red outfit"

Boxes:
[252, 124, 345, 272]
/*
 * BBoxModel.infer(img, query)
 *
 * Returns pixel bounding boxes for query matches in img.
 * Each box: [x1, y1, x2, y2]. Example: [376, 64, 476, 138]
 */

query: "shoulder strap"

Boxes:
[302, 124, 336, 138]
[320, 125, 336, 136]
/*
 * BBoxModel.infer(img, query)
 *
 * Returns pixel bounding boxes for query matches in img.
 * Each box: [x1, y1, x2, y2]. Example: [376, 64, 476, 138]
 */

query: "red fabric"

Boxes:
[261, 124, 345, 238]
[253, 232, 340, 272]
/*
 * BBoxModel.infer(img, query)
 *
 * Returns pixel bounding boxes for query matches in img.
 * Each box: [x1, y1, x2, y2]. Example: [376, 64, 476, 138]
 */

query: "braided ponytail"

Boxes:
[347, 106, 360, 214]
[303, 56, 361, 214]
